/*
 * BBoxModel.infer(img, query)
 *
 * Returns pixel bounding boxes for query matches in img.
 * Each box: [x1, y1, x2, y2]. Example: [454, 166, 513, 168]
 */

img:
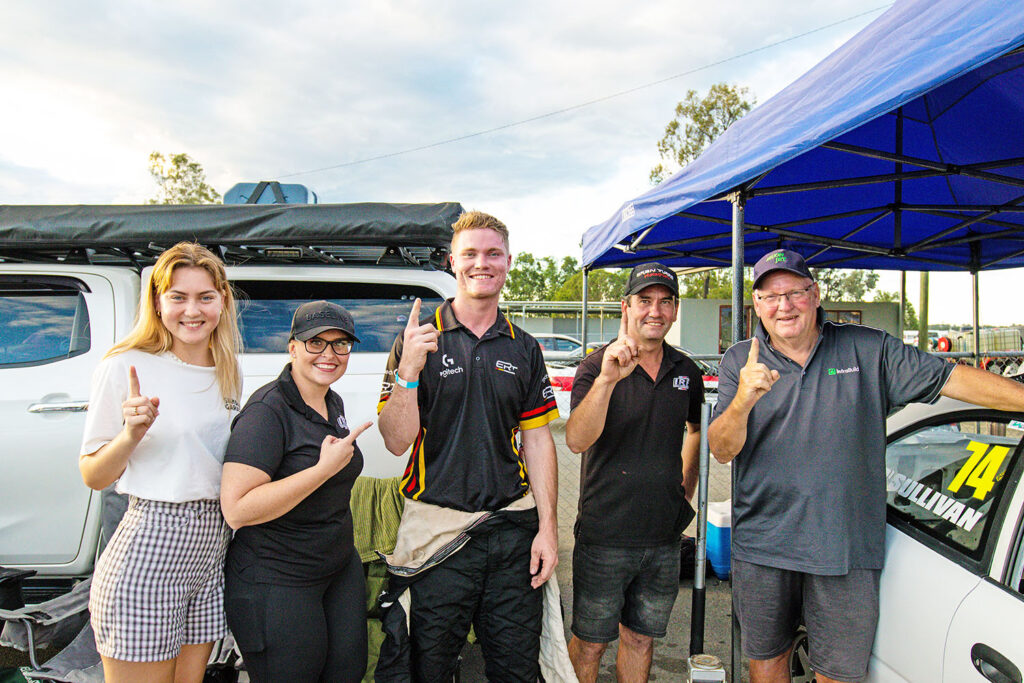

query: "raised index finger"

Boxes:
[406, 298, 422, 330]
[128, 365, 141, 398]
[345, 421, 374, 441]
[617, 312, 628, 340]
[746, 337, 760, 367]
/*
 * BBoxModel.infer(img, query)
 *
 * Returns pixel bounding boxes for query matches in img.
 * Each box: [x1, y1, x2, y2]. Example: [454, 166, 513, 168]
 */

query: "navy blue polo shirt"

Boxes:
[712, 316, 953, 574]
[378, 299, 559, 512]
[225, 364, 363, 585]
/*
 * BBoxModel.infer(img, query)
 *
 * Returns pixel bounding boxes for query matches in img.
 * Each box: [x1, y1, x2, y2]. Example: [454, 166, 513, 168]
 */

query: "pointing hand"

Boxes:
[599, 306, 640, 383]
[397, 298, 440, 383]
[122, 365, 160, 442]
[736, 338, 780, 410]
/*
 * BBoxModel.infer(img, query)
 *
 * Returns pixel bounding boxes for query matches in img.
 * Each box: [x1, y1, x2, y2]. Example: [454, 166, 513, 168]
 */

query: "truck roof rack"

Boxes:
[0, 202, 462, 270]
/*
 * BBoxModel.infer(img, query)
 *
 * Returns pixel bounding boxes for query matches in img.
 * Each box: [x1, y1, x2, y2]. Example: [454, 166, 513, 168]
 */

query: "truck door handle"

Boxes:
[972, 643, 1022, 683]
[27, 401, 90, 414]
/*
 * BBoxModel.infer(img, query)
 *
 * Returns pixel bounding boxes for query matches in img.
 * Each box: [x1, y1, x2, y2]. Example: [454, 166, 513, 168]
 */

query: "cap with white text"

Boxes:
[290, 300, 361, 343]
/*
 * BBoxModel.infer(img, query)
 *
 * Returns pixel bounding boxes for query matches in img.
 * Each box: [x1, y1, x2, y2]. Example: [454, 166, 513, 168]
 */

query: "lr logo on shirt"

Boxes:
[673, 376, 690, 390]
[337, 415, 349, 431]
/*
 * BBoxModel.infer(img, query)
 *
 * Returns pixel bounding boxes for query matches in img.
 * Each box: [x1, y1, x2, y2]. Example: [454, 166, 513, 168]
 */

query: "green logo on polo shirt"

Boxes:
[828, 368, 837, 376]
[827, 366, 860, 376]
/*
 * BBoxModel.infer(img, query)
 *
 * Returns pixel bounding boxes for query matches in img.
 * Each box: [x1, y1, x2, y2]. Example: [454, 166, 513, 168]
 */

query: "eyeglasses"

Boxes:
[755, 284, 815, 307]
[303, 337, 353, 355]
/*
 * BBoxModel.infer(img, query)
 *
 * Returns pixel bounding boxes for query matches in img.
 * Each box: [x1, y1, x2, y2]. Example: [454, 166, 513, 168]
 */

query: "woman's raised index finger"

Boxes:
[128, 365, 141, 397]
[345, 421, 374, 441]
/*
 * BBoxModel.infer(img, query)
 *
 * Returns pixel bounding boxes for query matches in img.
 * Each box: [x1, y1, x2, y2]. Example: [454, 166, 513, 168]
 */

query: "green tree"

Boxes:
[874, 290, 919, 329]
[503, 253, 579, 301]
[679, 269, 753, 298]
[650, 83, 756, 184]
[148, 151, 221, 204]
[551, 270, 630, 301]
[811, 269, 880, 302]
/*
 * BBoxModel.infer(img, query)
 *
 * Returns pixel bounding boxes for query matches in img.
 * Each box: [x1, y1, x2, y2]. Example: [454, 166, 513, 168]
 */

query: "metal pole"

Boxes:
[973, 270, 981, 367]
[899, 271, 906, 339]
[690, 402, 712, 656]
[582, 267, 590, 347]
[729, 193, 745, 683]
[731, 195, 746, 345]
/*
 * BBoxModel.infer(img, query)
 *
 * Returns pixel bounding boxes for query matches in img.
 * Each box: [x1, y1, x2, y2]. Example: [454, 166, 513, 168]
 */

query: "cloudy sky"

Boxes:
[2, 0, 1019, 325]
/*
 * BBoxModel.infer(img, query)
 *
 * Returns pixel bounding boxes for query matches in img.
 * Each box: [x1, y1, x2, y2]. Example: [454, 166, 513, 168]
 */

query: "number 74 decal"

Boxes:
[948, 441, 1010, 501]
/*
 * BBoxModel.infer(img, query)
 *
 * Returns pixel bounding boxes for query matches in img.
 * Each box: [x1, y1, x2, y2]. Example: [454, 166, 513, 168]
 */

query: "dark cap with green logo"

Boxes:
[752, 249, 813, 289]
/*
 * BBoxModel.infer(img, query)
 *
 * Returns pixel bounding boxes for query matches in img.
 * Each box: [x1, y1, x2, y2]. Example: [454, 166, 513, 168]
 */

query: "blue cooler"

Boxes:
[706, 500, 732, 580]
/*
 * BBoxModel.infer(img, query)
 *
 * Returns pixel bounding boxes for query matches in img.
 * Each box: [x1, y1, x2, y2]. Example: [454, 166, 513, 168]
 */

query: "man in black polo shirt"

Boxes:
[565, 262, 704, 683]
[377, 211, 559, 682]
[709, 248, 1024, 683]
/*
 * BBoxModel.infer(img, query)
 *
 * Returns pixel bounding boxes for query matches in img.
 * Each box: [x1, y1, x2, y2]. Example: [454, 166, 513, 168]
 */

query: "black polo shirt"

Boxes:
[711, 316, 953, 574]
[570, 344, 704, 547]
[224, 364, 363, 585]
[378, 299, 559, 512]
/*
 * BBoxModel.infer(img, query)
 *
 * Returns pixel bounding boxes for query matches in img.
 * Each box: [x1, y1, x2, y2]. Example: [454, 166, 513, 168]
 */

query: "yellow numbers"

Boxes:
[948, 441, 1010, 501]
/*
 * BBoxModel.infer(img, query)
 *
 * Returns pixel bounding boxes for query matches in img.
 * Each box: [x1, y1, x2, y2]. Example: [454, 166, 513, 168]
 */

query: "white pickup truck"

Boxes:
[0, 202, 459, 594]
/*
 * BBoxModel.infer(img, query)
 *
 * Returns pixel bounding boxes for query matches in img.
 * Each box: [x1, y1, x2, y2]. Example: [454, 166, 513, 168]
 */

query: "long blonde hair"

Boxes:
[106, 242, 242, 401]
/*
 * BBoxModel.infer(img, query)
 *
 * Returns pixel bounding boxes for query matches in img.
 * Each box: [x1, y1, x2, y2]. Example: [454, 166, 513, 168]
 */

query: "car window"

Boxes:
[886, 418, 1023, 561]
[0, 277, 91, 368]
[555, 338, 580, 352]
[536, 337, 554, 350]
[233, 280, 445, 354]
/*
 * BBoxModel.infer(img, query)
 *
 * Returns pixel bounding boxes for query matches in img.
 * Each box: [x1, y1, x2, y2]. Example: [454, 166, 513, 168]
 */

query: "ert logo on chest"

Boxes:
[673, 376, 690, 390]
[495, 360, 517, 375]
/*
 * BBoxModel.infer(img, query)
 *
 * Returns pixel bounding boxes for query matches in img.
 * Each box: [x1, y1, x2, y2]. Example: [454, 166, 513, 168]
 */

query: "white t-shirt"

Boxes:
[80, 349, 239, 502]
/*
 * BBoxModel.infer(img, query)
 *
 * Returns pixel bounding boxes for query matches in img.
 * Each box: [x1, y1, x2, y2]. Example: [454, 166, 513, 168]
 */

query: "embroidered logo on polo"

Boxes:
[495, 360, 517, 375]
[673, 376, 690, 390]
[337, 415, 349, 431]
[827, 366, 860, 376]
[438, 353, 464, 378]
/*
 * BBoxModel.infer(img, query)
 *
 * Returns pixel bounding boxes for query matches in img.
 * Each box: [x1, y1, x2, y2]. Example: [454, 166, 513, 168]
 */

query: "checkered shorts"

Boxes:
[90, 496, 231, 661]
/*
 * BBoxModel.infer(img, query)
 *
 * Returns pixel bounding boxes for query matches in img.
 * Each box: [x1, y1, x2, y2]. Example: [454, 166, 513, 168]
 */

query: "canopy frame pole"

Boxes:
[690, 402, 712, 656]
[582, 267, 590, 348]
[971, 241, 981, 367]
[730, 193, 747, 346]
[728, 191, 745, 683]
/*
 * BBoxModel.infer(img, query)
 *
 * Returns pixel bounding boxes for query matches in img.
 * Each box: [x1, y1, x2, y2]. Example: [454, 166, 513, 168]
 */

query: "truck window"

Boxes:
[233, 280, 445, 354]
[0, 277, 91, 368]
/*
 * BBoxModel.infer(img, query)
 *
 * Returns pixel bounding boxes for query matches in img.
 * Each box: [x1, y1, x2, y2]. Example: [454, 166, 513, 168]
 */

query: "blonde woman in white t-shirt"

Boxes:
[79, 242, 241, 683]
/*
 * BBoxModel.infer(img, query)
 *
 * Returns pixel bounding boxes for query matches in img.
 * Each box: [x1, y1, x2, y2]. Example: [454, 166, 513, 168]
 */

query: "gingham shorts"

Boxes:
[90, 496, 231, 661]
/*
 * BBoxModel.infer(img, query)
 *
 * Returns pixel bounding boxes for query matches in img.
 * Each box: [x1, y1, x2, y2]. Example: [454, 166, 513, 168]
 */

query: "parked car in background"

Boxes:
[533, 333, 584, 362]
[0, 200, 461, 592]
[791, 397, 1024, 682]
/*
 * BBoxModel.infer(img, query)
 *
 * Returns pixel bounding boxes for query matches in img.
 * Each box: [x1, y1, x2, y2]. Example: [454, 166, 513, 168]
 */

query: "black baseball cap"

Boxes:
[623, 262, 679, 297]
[752, 249, 813, 289]
[290, 301, 360, 343]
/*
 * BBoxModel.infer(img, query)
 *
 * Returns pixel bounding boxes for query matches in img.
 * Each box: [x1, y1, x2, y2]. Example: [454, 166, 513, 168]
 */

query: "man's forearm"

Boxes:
[707, 401, 751, 463]
[564, 376, 616, 453]
[523, 426, 558, 532]
[941, 364, 1024, 412]
[681, 423, 701, 501]
[378, 387, 420, 455]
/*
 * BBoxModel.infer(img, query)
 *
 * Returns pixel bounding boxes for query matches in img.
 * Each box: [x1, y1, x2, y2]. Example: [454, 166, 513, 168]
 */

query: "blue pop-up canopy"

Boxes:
[582, 0, 1024, 273]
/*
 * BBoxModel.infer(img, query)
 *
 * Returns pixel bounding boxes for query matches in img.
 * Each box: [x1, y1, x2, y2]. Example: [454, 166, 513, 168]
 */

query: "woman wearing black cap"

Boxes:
[220, 301, 373, 683]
